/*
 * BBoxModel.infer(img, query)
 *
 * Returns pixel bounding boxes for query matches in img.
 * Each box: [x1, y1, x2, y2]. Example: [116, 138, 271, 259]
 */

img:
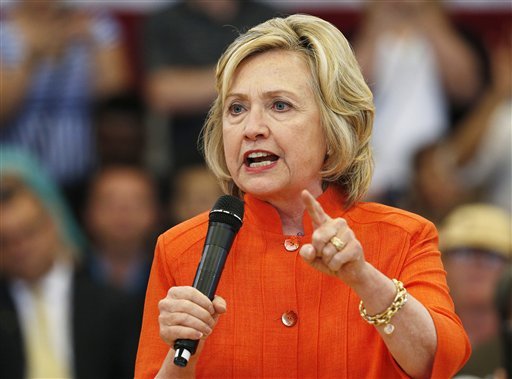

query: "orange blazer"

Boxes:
[135, 186, 470, 378]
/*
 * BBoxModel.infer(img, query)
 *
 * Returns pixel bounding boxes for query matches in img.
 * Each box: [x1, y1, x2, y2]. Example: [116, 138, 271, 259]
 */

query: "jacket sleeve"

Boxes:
[400, 220, 471, 378]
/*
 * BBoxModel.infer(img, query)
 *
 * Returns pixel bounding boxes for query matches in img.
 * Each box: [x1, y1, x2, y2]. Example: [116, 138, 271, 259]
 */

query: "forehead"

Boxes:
[0, 192, 46, 228]
[92, 170, 152, 194]
[227, 49, 313, 95]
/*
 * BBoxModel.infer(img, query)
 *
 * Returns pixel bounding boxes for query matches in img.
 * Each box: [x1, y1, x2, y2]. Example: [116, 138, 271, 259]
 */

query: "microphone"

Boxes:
[173, 195, 244, 367]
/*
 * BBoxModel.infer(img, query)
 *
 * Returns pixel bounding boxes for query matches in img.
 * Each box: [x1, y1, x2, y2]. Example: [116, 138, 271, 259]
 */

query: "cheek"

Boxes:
[292, 139, 325, 169]
[223, 131, 239, 171]
[294, 123, 326, 161]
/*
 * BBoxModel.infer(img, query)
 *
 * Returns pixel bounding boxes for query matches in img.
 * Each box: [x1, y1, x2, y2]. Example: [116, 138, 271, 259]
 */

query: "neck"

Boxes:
[279, 209, 306, 236]
[267, 184, 325, 235]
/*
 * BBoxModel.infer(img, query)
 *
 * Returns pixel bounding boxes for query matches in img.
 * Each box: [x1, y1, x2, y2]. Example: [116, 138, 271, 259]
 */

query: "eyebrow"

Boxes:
[225, 89, 301, 102]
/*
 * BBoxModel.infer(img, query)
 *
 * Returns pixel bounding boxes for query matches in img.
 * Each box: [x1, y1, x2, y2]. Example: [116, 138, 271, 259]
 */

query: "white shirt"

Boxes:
[368, 31, 448, 197]
[9, 260, 74, 377]
[461, 99, 512, 212]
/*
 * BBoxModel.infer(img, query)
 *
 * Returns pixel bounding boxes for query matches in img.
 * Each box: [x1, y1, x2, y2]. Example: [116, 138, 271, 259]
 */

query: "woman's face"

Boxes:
[222, 49, 326, 204]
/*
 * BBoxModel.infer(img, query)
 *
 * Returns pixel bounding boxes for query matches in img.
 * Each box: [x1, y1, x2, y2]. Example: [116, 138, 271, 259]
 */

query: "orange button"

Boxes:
[281, 311, 298, 327]
[284, 238, 299, 252]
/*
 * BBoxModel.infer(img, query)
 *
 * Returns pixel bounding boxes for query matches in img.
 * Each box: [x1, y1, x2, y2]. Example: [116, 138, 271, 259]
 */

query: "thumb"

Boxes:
[299, 244, 316, 263]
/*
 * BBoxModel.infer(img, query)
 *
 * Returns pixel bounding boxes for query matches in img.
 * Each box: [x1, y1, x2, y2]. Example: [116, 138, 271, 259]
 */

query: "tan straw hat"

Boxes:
[439, 204, 512, 259]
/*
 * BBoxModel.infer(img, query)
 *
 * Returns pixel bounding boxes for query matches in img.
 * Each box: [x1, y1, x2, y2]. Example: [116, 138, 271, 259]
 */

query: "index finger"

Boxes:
[168, 286, 215, 315]
[301, 189, 332, 227]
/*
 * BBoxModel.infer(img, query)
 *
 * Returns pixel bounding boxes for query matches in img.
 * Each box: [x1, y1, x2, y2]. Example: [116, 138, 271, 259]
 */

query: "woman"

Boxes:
[135, 14, 470, 378]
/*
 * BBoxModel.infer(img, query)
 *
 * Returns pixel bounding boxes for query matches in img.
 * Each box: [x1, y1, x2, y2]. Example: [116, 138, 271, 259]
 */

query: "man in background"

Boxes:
[143, 0, 278, 170]
[0, 148, 139, 379]
[439, 203, 511, 378]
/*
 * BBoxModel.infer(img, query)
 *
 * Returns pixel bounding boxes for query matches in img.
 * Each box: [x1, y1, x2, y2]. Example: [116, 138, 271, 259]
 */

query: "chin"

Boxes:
[239, 182, 282, 200]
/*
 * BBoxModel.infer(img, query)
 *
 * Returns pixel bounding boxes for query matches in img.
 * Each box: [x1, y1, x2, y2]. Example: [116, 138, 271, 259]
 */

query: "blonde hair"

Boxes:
[202, 14, 374, 208]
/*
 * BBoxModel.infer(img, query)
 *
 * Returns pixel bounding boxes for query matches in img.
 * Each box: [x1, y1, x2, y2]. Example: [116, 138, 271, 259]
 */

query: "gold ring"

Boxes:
[330, 236, 345, 251]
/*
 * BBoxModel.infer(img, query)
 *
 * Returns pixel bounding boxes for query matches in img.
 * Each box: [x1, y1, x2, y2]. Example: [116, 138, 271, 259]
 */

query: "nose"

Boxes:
[243, 106, 269, 140]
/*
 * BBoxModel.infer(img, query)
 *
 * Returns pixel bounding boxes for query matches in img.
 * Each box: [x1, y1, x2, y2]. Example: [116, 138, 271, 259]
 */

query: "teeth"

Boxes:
[249, 160, 274, 168]
[247, 152, 270, 158]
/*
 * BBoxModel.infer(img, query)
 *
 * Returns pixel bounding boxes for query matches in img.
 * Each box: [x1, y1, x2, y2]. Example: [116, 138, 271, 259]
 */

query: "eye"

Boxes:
[228, 103, 246, 115]
[272, 101, 290, 112]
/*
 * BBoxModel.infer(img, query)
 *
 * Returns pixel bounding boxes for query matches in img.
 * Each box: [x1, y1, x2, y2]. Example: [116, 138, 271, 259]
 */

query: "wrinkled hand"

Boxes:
[299, 190, 366, 286]
[158, 286, 226, 350]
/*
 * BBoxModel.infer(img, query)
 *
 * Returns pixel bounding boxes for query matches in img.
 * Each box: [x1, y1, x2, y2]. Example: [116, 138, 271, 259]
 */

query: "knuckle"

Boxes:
[168, 285, 188, 298]
[334, 218, 347, 228]
[312, 229, 322, 240]
[158, 298, 168, 312]
[330, 254, 343, 268]
[168, 287, 177, 297]
[158, 313, 173, 330]
[312, 229, 328, 244]
[159, 297, 178, 313]
[323, 245, 335, 257]
[179, 312, 194, 326]
[159, 325, 171, 344]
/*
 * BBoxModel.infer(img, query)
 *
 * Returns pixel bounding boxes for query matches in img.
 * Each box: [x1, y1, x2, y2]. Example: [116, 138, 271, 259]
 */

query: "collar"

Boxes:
[242, 185, 348, 236]
[10, 259, 73, 294]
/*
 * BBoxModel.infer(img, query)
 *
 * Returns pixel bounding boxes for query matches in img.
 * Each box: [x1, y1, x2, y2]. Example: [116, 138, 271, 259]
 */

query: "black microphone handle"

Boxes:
[173, 222, 237, 367]
[193, 222, 237, 297]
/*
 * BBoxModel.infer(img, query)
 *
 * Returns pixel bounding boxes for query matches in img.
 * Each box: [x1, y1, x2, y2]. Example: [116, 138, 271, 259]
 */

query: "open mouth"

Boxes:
[245, 151, 279, 168]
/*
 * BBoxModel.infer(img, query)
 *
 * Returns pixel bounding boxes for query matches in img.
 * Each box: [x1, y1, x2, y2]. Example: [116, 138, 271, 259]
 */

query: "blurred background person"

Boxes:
[0, 0, 131, 213]
[352, 0, 489, 207]
[439, 204, 511, 378]
[143, 0, 278, 173]
[167, 163, 223, 227]
[410, 28, 511, 221]
[83, 165, 160, 297]
[494, 266, 512, 379]
[0, 147, 139, 379]
[405, 141, 470, 225]
[446, 31, 511, 213]
[93, 93, 147, 168]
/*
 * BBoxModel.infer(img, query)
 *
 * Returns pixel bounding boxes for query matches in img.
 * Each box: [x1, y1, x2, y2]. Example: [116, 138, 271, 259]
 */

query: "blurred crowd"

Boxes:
[0, 1, 510, 378]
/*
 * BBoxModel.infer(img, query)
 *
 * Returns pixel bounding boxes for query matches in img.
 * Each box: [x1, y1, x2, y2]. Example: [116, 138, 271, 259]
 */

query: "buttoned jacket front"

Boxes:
[136, 186, 470, 378]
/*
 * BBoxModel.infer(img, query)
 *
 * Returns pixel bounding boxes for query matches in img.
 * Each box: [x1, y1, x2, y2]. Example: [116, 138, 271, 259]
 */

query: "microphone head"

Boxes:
[209, 195, 244, 232]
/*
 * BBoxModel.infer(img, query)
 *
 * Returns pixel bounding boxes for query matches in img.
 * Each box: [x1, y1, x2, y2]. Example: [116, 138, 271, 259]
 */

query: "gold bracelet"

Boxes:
[359, 279, 408, 335]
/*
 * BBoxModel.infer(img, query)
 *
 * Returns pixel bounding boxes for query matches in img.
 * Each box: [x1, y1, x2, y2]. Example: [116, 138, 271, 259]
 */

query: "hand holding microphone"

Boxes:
[157, 287, 227, 358]
[157, 195, 244, 368]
